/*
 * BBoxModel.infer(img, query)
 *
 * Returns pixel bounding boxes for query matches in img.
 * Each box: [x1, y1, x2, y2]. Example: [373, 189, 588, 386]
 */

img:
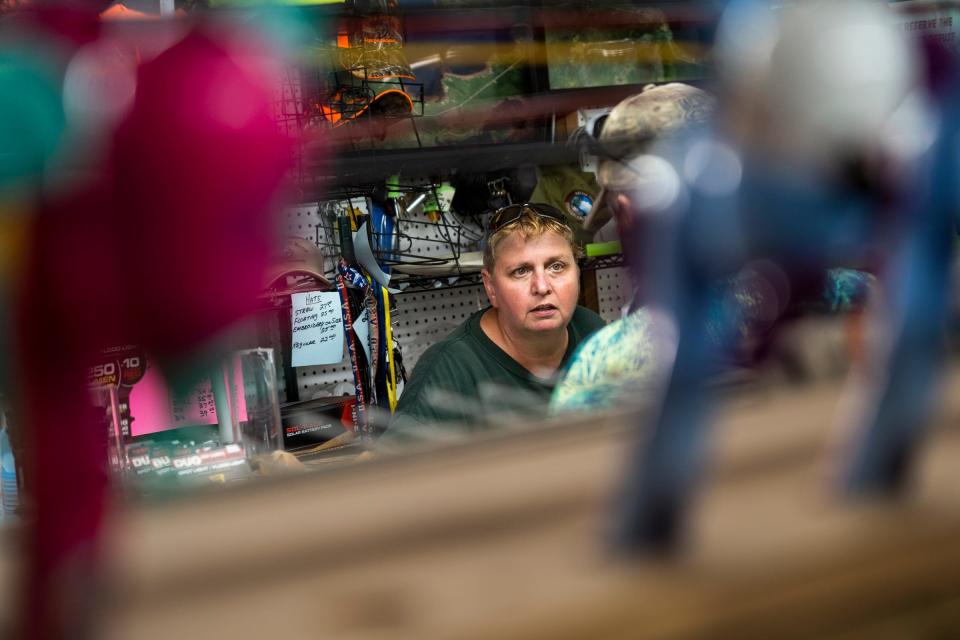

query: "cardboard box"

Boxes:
[280, 397, 353, 451]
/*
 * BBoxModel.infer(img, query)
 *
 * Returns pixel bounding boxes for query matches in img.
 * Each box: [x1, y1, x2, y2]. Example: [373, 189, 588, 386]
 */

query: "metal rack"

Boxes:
[318, 72, 425, 130]
[312, 181, 486, 285]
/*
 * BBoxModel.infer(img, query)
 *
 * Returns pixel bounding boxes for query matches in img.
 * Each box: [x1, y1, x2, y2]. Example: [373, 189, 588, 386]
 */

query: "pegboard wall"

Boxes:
[286, 271, 629, 400]
[286, 285, 490, 401]
[596, 266, 631, 322]
[285, 202, 321, 238]
[283, 202, 350, 399]
[281, 202, 630, 400]
[282, 193, 482, 399]
[283, 186, 483, 267]
[283, 202, 349, 282]
[391, 284, 489, 367]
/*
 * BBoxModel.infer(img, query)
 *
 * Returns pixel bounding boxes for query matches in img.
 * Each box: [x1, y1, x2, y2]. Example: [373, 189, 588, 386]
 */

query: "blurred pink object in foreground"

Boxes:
[15, 16, 292, 639]
[109, 27, 291, 356]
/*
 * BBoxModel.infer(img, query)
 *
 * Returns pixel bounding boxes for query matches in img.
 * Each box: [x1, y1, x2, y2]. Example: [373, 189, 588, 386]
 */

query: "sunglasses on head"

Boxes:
[488, 202, 568, 233]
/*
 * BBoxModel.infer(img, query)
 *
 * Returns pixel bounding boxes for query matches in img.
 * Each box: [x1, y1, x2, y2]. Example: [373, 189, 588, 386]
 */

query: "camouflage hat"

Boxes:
[585, 83, 715, 232]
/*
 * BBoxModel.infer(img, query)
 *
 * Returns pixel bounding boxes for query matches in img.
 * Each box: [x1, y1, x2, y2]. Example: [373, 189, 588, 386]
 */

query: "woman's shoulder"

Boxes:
[415, 310, 488, 367]
[571, 305, 607, 333]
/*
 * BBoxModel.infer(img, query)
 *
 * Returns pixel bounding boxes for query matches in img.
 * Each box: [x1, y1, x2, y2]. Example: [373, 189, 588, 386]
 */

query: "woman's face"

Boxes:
[482, 230, 579, 338]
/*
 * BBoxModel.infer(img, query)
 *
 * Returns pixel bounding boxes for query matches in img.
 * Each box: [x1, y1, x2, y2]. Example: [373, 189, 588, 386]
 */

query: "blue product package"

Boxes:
[370, 200, 396, 262]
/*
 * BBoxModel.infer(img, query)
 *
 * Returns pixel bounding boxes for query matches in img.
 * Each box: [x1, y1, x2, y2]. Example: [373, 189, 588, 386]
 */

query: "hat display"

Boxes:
[338, 14, 415, 82]
[584, 83, 715, 232]
[264, 237, 331, 293]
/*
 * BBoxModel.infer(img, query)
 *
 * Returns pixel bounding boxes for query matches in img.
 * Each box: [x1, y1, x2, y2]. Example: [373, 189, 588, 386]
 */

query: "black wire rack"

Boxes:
[271, 55, 483, 290]
[319, 71, 425, 127]
[312, 181, 487, 289]
[306, 10, 427, 150]
[272, 63, 320, 199]
[309, 185, 626, 293]
[272, 20, 427, 197]
[581, 253, 626, 272]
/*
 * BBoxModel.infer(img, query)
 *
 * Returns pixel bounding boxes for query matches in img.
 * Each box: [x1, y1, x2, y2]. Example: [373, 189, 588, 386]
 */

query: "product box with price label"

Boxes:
[280, 396, 354, 451]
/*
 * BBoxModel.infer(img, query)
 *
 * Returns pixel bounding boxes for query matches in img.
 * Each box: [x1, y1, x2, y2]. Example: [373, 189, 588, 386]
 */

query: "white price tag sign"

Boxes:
[291, 291, 345, 366]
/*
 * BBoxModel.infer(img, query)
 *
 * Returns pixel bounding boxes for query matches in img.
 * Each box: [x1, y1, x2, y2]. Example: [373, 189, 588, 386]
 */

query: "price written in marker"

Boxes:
[291, 291, 345, 366]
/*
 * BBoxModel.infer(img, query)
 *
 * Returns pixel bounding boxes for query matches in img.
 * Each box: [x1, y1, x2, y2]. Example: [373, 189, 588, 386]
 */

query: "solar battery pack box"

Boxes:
[280, 397, 353, 451]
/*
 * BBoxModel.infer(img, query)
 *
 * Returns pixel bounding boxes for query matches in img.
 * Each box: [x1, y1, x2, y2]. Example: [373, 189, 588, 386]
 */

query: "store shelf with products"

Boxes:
[266, 0, 710, 294]
[260, 0, 706, 433]
[285, 0, 712, 192]
[304, 84, 681, 195]
[283, 185, 629, 288]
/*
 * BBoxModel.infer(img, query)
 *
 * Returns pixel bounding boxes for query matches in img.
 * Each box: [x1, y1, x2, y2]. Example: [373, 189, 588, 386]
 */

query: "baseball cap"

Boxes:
[264, 237, 331, 293]
[584, 83, 715, 233]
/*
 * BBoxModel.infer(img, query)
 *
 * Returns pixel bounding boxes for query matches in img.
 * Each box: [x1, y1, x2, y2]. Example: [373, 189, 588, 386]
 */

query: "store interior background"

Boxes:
[2, 0, 960, 638]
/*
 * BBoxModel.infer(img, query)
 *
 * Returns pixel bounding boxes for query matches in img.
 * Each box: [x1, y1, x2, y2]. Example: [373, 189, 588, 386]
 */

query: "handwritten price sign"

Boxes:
[291, 291, 345, 366]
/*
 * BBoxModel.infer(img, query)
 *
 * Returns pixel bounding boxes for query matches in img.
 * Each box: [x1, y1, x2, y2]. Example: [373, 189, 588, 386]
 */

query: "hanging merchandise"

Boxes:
[422, 183, 451, 223]
[334, 214, 372, 438]
[422, 181, 484, 248]
[319, 6, 422, 128]
[381, 287, 400, 412]
[391, 328, 408, 388]
[363, 282, 380, 400]
[335, 259, 369, 438]
[319, 85, 415, 126]
[362, 195, 398, 415]
[354, 220, 399, 292]
[385, 174, 405, 219]
[369, 198, 397, 261]
[263, 237, 332, 298]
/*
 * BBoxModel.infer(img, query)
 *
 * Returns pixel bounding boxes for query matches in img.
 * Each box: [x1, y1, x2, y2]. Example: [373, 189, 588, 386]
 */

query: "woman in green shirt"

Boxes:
[382, 204, 605, 444]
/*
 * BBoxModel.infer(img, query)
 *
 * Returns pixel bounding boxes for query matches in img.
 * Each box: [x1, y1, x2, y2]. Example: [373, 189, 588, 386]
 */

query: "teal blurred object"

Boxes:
[823, 268, 874, 312]
[0, 49, 65, 193]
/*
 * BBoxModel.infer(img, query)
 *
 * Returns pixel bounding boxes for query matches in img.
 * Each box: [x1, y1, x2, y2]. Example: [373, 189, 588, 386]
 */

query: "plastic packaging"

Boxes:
[232, 348, 283, 460]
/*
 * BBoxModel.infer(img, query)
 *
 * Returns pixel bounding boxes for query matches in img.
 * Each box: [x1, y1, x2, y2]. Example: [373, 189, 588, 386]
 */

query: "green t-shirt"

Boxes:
[382, 305, 605, 444]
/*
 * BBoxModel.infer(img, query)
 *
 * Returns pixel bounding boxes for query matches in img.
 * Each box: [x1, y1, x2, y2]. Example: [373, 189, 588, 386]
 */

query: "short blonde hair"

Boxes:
[482, 208, 582, 272]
